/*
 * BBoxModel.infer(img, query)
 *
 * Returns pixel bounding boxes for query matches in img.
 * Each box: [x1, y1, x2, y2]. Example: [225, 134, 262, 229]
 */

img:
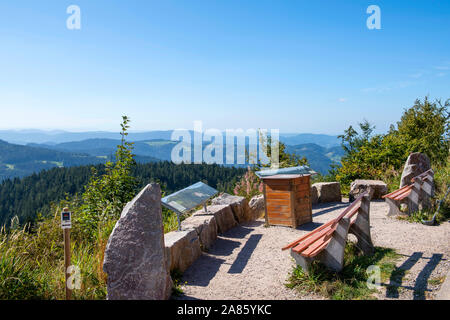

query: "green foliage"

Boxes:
[394, 97, 449, 165]
[335, 97, 449, 192]
[76, 116, 138, 239]
[286, 243, 401, 300]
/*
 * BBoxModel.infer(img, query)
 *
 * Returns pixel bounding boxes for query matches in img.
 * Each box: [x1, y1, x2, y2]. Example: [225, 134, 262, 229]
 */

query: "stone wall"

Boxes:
[164, 193, 265, 273]
[103, 185, 265, 300]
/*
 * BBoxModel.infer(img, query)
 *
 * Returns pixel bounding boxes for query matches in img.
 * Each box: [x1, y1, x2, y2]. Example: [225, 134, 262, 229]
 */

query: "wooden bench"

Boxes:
[282, 191, 373, 273]
[382, 169, 434, 216]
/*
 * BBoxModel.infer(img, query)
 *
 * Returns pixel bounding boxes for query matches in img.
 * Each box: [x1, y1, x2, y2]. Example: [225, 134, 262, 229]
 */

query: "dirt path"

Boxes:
[176, 200, 450, 300]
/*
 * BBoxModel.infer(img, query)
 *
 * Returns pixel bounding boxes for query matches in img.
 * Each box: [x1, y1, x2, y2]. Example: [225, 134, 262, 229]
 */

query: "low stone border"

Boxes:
[164, 193, 265, 274]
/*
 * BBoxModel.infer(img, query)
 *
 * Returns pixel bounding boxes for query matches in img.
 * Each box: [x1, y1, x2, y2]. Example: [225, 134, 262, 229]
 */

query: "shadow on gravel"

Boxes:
[312, 202, 349, 218]
[222, 225, 257, 240]
[413, 253, 443, 300]
[295, 221, 325, 232]
[228, 234, 263, 274]
[209, 237, 242, 256]
[387, 252, 423, 298]
[386, 252, 444, 300]
[182, 254, 226, 287]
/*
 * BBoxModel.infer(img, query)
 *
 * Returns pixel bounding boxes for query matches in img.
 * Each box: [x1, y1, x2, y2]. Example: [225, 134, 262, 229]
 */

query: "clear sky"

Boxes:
[0, 0, 449, 134]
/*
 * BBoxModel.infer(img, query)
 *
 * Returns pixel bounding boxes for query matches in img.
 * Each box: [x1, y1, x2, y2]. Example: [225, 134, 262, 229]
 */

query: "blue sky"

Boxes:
[0, 0, 449, 134]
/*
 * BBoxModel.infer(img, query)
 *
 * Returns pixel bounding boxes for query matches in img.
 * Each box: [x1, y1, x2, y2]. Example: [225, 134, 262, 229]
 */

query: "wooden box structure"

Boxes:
[261, 174, 312, 228]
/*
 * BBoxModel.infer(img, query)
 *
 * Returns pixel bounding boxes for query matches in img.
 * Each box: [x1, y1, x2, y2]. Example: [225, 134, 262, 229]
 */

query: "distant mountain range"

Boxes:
[0, 130, 344, 180]
[0, 129, 341, 148]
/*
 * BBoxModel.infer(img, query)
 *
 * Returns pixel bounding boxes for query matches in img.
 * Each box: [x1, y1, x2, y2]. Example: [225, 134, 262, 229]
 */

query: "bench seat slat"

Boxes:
[392, 185, 413, 200]
[382, 184, 412, 199]
[292, 225, 334, 254]
[307, 238, 332, 258]
[343, 202, 361, 220]
[281, 219, 335, 251]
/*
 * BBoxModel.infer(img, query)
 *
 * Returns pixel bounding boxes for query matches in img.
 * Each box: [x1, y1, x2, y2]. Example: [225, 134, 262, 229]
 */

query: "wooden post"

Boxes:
[262, 184, 269, 227]
[62, 207, 72, 300]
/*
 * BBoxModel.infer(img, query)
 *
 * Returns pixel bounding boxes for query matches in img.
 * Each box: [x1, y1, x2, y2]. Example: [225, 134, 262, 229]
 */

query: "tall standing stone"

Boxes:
[400, 152, 431, 188]
[103, 183, 172, 300]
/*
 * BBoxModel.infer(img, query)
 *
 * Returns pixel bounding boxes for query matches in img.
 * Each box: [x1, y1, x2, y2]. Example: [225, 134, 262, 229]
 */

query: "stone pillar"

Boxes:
[103, 183, 172, 300]
[349, 195, 374, 255]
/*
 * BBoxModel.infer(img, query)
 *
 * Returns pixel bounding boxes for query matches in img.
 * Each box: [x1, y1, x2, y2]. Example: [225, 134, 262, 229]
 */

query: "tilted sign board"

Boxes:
[161, 181, 218, 231]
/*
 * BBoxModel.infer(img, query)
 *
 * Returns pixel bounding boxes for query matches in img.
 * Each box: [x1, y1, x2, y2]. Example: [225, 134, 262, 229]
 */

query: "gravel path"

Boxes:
[176, 199, 450, 300]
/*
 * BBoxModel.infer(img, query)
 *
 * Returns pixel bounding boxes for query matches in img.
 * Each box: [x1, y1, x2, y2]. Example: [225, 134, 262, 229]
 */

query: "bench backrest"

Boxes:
[282, 191, 369, 251]
[411, 168, 434, 183]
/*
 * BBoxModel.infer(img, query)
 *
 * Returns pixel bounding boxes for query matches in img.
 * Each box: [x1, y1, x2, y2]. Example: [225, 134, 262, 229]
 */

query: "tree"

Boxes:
[392, 97, 449, 165]
[334, 97, 449, 190]
[76, 116, 138, 238]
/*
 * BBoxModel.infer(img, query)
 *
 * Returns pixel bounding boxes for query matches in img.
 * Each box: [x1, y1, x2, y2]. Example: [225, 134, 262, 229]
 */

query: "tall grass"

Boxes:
[0, 199, 182, 300]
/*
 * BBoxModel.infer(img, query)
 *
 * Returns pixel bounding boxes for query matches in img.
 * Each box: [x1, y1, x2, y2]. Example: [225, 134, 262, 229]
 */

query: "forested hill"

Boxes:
[0, 139, 106, 181]
[0, 139, 160, 181]
[0, 161, 246, 227]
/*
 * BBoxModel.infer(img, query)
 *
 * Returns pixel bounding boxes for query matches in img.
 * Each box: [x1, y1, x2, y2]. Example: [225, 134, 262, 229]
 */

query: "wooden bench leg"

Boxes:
[349, 195, 374, 256]
[385, 198, 401, 216]
[290, 250, 314, 273]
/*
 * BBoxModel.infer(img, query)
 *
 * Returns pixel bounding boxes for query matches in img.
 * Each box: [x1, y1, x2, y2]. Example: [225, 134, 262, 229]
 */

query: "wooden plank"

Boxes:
[282, 219, 336, 250]
[263, 183, 269, 226]
[266, 184, 291, 192]
[265, 179, 293, 186]
[266, 198, 290, 205]
[265, 192, 290, 200]
[268, 218, 293, 226]
[290, 185, 297, 228]
[268, 212, 292, 219]
[295, 184, 310, 192]
[292, 226, 333, 254]
[393, 188, 412, 201]
[331, 191, 368, 226]
[343, 202, 361, 220]
[382, 184, 412, 199]
[307, 238, 332, 258]
[267, 204, 291, 211]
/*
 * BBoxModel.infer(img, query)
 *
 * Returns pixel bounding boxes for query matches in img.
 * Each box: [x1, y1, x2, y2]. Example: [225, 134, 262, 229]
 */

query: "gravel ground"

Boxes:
[176, 199, 450, 300]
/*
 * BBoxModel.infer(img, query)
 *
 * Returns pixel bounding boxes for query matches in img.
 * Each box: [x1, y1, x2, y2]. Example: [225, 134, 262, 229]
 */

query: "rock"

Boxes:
[400, 152, 431, 188]
[210, 193, 251, 223]
[249, 195, 265, 220]
[103, 183, 172, 300]
[207, 204, 238, 233]
[349, 179, 388, 201]
[181, 212, 218, 251]
[310, 186, 319, 205]
[164, 228, 202, 273]
[312, 182, 342, 203]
